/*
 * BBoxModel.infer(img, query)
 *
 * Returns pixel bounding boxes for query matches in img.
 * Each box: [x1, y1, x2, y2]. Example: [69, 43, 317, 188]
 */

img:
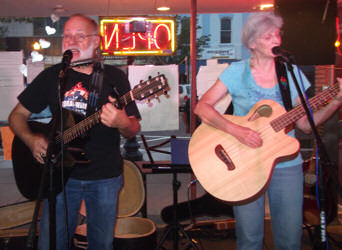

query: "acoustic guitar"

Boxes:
[12, 74, 169, 200]
[188, 83, 339, 205]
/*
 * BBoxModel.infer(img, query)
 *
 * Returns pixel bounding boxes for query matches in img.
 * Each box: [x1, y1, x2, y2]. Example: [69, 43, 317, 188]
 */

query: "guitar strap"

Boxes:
[275, 57, 293, 111]
[86, 61, 104, 116]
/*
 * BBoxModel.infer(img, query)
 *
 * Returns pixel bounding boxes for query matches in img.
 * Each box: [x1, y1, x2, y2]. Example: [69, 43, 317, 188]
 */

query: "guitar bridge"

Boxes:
[215, 144, 235, 171]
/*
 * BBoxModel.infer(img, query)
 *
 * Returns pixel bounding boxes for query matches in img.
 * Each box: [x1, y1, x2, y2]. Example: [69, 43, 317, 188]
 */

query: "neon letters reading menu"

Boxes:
[100, 17, 176, 56]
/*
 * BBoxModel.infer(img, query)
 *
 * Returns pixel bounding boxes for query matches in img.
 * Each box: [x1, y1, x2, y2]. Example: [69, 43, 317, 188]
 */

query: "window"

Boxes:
[220, 18, 231, 44]
[33, 17, 68, 37]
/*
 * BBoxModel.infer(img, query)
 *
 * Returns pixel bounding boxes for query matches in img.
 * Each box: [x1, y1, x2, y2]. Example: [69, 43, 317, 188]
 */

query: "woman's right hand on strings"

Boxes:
[232, 126, 263, 148]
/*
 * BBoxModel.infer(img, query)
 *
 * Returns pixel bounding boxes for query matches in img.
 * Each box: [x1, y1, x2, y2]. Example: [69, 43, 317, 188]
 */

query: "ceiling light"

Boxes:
[53, 5, 66, 13]
[33, 42, 41, 50]
[259, 4, 274, 10]
[50, 14, 60, 23]
[39, 39, 51, 49]
[157, 6, 170, 11]
[45, 26, 56, 35]
[19, 64, 27, 77]
[31, 51, 44, 62]
[157, 0, 170, 11]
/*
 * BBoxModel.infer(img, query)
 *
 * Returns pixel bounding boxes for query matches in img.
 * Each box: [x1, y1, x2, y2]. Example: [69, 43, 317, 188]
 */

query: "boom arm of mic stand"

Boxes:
[287, 62, 332, 248]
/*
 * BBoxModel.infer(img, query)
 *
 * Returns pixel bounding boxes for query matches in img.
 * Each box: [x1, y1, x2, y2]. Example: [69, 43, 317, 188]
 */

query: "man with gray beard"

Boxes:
[8, 14, 141, 250]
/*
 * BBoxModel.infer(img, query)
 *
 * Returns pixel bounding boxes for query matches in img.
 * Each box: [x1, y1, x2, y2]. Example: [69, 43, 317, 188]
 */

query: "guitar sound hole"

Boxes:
[248, 104, 273, 122]
[215, 144, 235, 171]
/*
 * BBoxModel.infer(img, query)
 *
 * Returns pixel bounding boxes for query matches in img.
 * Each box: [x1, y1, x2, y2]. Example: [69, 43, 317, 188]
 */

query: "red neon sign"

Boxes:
[100, 18, 176, 56]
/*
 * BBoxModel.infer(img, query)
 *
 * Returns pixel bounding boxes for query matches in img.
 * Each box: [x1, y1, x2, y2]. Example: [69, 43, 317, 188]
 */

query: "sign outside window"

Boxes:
[99, 17, 176, 56]
[201, 46, 236, 59]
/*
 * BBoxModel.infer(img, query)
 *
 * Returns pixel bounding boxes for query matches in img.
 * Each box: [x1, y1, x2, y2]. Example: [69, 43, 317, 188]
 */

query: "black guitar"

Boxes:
[12, 74, 169, 200]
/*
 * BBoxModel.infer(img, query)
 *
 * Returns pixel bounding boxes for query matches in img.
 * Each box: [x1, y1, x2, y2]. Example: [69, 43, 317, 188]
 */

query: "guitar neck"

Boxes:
[56, 93, 132, 145]
[52, 73, 168, 145]
[271, 84, 339, 132]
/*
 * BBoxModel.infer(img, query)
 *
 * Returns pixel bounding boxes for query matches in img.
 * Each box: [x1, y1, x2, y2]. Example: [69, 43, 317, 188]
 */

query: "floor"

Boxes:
[0, 124, 342, 250]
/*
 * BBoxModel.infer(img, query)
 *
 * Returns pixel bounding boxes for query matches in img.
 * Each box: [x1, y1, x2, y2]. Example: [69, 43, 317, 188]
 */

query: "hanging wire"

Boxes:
[106, 0, 111, 16]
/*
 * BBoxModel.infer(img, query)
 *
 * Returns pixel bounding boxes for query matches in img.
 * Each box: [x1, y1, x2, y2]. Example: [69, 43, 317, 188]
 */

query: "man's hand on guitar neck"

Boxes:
[100, 96, 140, 139]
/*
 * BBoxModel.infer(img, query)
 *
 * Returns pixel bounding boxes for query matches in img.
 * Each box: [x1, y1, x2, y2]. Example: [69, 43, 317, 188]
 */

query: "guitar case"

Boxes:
[161, 192, 233, 224]
[73, 160, 156, 250]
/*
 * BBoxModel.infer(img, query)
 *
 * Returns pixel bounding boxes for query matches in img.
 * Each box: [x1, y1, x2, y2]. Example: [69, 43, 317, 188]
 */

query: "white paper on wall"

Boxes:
[128, 65, 179, 132]
[196, 59, 231, 114]
[27, 59, 45, 84]
[0, 51, 25, 121]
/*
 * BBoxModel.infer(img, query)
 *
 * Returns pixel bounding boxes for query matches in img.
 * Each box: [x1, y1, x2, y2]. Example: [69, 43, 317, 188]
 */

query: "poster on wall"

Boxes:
[0, 51, 25, 121]
[128, 65, 178, 132]
[197, 59, 231, 114]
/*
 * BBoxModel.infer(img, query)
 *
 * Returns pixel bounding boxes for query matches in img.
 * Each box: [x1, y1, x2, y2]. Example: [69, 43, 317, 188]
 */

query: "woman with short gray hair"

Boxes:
[194, 12, 342, 249]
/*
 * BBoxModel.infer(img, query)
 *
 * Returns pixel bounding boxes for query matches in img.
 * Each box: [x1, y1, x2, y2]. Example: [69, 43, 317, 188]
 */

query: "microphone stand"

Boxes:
[286, 60, 333, 249]
[25, 101, 61, 250]
[25, 62, 70, 250]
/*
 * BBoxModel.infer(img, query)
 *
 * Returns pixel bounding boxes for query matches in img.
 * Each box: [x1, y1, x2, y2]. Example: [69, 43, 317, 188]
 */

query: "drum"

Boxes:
[74, 160, 156, 250]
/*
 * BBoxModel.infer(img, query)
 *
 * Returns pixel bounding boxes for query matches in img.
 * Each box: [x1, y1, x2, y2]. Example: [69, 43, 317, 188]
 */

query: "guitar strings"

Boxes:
[221, 83, 339, 161]
[54, 76, 167, 144]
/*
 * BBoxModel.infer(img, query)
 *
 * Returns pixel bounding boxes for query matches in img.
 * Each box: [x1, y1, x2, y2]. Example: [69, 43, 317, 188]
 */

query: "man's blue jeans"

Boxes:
[38, 175, 123, 250]
[233, 165, 303, 250]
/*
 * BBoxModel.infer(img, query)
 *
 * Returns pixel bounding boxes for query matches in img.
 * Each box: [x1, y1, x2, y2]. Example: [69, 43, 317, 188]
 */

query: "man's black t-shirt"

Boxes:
[18, 63, 141, 180]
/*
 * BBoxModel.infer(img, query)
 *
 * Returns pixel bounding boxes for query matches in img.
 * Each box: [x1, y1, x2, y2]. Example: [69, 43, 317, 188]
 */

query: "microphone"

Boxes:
[59, 50, 73, 77]
[272, 46, 295, 63]
[61, 49, 73, 68]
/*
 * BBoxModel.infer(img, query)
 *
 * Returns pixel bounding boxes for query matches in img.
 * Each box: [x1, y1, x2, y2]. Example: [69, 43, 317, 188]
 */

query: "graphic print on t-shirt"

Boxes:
[62, 82, 88, 116]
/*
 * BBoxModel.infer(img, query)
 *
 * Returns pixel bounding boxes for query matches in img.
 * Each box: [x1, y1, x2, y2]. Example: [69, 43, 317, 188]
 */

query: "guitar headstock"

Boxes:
[132, 74, 169, 102]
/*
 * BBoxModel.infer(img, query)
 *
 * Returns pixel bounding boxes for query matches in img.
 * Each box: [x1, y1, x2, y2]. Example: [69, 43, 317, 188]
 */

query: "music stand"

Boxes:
[145, 138, 198, 250]
[146, 164, 198, 250]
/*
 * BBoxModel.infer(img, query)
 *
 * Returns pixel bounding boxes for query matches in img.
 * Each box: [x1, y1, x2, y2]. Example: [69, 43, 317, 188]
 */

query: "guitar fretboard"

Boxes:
[52, 74, 168, 145]
[271, 84, 339, 132]
[59, 93, 133, 144]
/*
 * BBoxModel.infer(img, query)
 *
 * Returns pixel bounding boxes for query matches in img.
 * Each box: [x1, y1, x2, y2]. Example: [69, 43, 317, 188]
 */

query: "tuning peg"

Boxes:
[145, 99, 150, 104]
[163, 90, 168, 95]
[154, 94, 160, 102]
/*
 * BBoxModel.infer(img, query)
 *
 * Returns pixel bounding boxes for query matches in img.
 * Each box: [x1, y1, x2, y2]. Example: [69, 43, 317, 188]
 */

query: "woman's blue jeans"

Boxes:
[233, 165, 303, 250]
[38, 175, 123, 250]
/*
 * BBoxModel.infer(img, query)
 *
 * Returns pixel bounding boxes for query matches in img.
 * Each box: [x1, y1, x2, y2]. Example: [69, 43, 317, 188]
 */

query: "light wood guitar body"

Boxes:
[188, 84, 339, 205]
